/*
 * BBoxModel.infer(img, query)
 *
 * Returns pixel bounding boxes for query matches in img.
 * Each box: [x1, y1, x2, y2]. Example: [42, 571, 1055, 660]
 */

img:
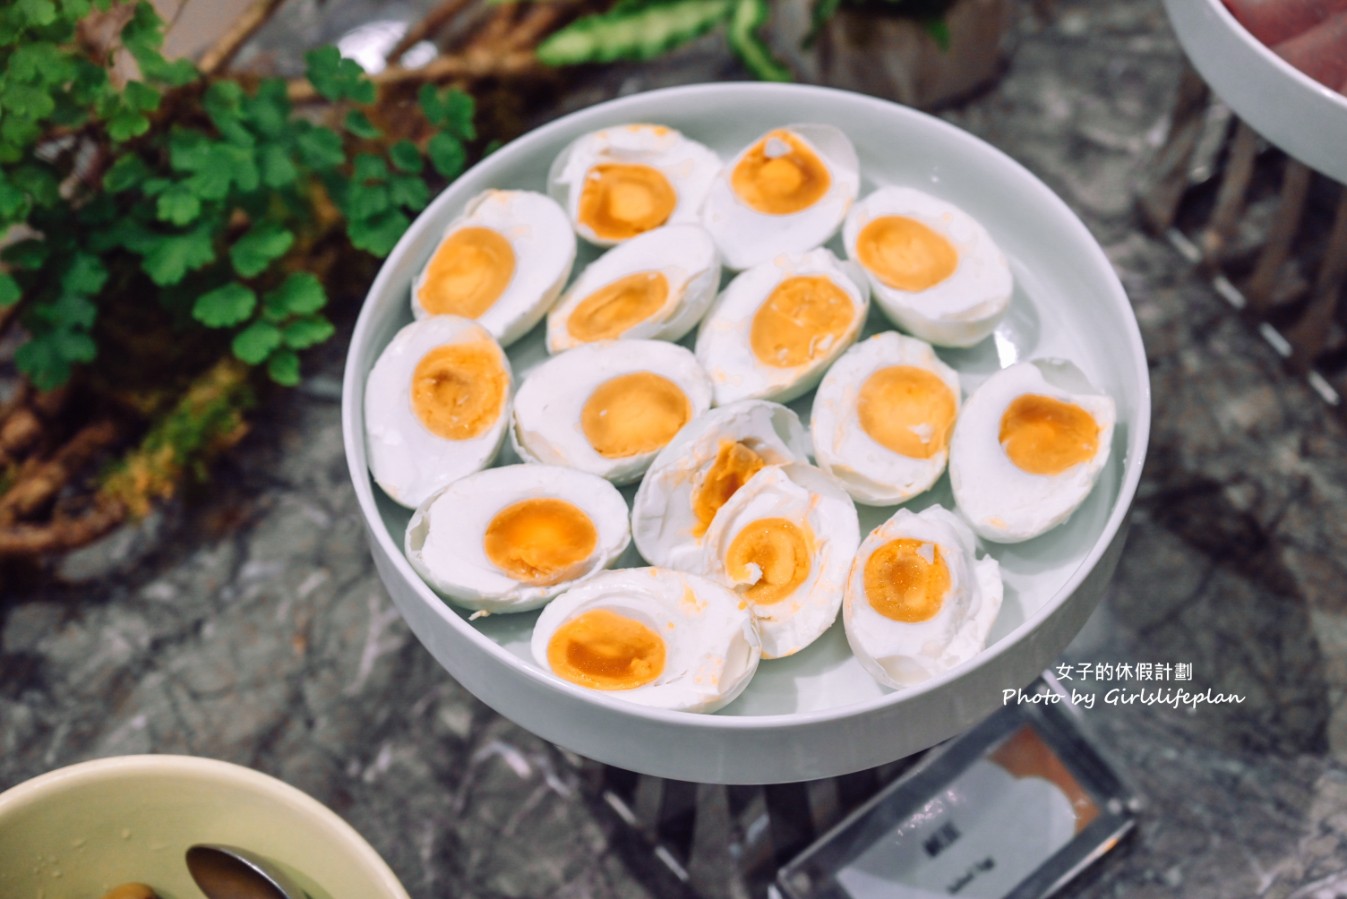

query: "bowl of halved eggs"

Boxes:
[342, 83, 1150, 784]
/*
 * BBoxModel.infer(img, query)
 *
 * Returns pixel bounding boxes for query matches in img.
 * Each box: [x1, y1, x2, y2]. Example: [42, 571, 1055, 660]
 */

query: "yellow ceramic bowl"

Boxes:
[0, 755, 409, 899]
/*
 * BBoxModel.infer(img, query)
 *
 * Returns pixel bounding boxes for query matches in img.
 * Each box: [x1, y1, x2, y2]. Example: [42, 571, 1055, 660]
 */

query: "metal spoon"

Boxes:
[185, 844, 309, 899]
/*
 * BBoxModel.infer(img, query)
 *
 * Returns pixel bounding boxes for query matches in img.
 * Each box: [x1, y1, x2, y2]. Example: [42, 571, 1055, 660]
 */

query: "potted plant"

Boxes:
[0, 0, 481, 560]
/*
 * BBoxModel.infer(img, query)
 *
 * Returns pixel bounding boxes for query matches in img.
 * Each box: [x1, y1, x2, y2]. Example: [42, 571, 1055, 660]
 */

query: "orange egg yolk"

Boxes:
[100, 886, 158, 899]
[581, 372, 691, 459]
[731, 130, 831, 215]
[577, 163, 677, 241]
[750, 275, 854, 368]
[410, 342, 507, 440]
[547, 608, 666, 690]
[857, 365, 958, 459]
[416, 226, 516, 317]
[856, 215, 959, 292]
[864, 538, 950, 622]
[999, 394, 1099, 475]
[567, 271, 670, 343]
[725, 517, 813, 606]
[691, 441, 766, 538]
[482, 497, 598, 584]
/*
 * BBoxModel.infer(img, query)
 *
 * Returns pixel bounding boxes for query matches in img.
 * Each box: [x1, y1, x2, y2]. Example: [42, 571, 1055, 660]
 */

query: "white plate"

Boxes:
[341, 83, 1151, 784]
[1165, 0, 1347, 185]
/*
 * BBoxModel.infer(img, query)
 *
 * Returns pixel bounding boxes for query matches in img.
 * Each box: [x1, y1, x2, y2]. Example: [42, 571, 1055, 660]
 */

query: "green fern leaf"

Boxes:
[537, 0, 735, 66]
[728, 0, 791, 81]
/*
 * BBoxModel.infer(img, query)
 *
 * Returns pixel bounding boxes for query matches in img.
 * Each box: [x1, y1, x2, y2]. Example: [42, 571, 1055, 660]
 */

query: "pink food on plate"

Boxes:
[1223, 0, 1347, 45]
[1273, 11, 1347, 90]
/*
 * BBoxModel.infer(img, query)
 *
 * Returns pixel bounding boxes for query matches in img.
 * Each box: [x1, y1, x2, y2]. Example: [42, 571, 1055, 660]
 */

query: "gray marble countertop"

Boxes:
[5, 1, 1347, 897]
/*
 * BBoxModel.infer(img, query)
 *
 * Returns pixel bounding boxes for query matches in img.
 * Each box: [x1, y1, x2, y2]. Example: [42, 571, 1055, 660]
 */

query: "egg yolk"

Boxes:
[750, 275, 854, 368]
[857, 366, 958, 459]
[547, 608, 666, 690]
[691, 441, 766, 538]
[999, 394, 1099, 475]
[731, 130, 831, 215]
[856, 216, 958, 292]
[581, 372, 691, 458]
[567, 271, 670, 343]
[483, 498, 598, 584]
[578, 163, 677, 241]
[725, 517, 812, 605]
[411, 342, 508, 440]
[864, 538, 950, 623]
[416, 226, 516, 317]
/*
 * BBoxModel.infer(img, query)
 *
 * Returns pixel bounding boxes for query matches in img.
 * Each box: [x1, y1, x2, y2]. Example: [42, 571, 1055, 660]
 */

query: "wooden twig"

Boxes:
[0, 300, 20, 345]
[1242, 159, 1312, 314]
[0, 418, 122, 525]
[1136, 64, 1210, 234]
[0, 497, 125, 557]
[465, 4, 520, 52]
[287, 48, 540, 102]
[504, 4, 566, 50]
[198, 0, 290, 76]
[0, 407, 42, 466]
[1284, 190, 1347, 368]
[1198, 121, 1259, 268]
[386, 0, 473, 65]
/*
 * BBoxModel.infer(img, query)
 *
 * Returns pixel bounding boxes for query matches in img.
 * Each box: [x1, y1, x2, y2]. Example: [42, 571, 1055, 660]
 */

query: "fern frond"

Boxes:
[728, 0, 792, 81]
[537, 0, 736, 65]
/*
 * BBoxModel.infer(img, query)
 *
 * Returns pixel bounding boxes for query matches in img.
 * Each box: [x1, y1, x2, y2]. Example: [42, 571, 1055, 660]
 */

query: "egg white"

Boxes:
[511, 340, 713, 485]
[411, 189, 576, 347]
[844, 505, 1003, 690]
[698, 463, 860, 659]
[631, 400, 812, 571]
[364, 316, 511, 509]
[843, 186, 1012, 348]
[405, 464, 631, 613]
[548, 124, 721, 247]
[545, 224, 720, 353]
[949, 359, 1116, 544]
[531, 567, 762, 713]
[703, 124, 860, 270]
[811, 332, 961, 506]
[695, 247, 869, 406]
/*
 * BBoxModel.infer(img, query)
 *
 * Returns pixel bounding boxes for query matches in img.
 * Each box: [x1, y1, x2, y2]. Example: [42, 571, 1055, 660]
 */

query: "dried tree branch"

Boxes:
[0, 407, 42, 466]
[503, 4, 566, 52]
[0, 497, 126, 557]
[0, 300, 20, 345]
[287, 48, 540, 102]
[465, 4, 520, 52]
[387, 0, 474, 65]
[0, 418, 122, 525]
[198, 0, 290, 76]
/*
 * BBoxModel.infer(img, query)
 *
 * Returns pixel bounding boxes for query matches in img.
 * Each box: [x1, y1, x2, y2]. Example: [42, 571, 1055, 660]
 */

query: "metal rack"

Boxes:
[577, 755, 921, 899]
[575, 676, 1138, 899]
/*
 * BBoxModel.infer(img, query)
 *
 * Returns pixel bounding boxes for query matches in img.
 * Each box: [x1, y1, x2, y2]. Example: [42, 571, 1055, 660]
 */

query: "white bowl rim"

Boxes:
[0, 754, 409, 898]
[1200, 0, 1347, 115]
[341, 81, 1152, 733]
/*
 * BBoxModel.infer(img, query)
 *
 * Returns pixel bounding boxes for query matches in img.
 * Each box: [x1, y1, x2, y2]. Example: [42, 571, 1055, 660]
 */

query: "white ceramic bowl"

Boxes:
[0, 755, 409, 898]
[342, 83, 1151, 785]
[1165, 0, 1347, 185]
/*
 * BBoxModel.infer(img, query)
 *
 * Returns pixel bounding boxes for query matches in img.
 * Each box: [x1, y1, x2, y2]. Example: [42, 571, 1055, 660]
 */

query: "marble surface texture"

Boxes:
[4, 1, 1347, 897]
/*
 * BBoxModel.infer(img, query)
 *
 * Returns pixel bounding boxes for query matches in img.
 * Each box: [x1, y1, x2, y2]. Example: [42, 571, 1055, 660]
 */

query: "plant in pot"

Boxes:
[536, 0, 1017, 109]
[0, 0, 485, 562]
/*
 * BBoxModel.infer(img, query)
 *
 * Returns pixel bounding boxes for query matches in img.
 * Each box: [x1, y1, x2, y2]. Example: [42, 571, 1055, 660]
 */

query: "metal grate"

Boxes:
[577, 757, 923, 899]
